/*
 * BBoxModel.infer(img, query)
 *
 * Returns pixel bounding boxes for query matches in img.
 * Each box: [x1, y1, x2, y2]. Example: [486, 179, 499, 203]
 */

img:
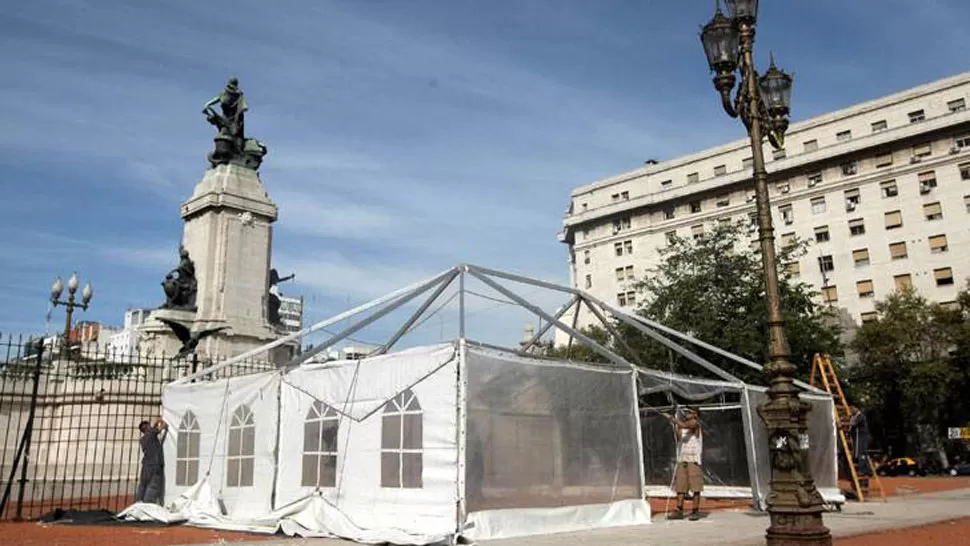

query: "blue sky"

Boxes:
[1, 0, 969, 347]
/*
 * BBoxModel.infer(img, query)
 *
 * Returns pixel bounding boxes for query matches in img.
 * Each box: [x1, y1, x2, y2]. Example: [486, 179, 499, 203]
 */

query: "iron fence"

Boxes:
[0, 333, 274, 520]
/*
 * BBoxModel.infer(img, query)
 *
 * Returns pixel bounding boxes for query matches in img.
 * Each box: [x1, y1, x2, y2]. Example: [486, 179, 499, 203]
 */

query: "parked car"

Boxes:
[877, 457, 924, 477]
[949, 463, 970, 477]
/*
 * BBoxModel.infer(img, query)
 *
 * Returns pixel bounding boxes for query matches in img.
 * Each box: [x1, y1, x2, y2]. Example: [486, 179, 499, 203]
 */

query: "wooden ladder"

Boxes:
[809, 353, 886, 503]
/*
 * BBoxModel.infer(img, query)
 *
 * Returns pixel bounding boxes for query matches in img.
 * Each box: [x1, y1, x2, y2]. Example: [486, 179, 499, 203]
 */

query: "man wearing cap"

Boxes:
[665, 406, 703, 520]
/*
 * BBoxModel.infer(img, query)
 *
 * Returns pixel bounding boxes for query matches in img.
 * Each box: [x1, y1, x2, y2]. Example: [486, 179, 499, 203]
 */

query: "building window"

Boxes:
[934, 267, 954, 286]
[881, 180, 898, 198]
[227, 405, 255, 488]
[584, 274, 592, 289]
[621, 191, 629, 200]
[691, 224, 704, 240]
[581, 203, 587, 211]
[780, 232, 796, 247]
[381, 389, 423, 488]
[581, 229, 588, 240]
[814, 225, 830, 243]
[894, 274, 913, 291]
[611, 193, 620, 202]
[948, 98, 966, 113]
[856, 280, 874, 298]
[176, 412, 201, 487]
[918, 171, 937, 193]
[874, 152, 893, 168]
[955, 135, 970, 149]
[861, 311, 878, 324]
[848, 218, 865, 236]
[836, 130, 852, 142]
[804, 139, 818, 153]
[664, 208, 675, 220]
[841, 161, 858, 176]
[625, 290, 637, 306]
[885, 210, 903, 229]
[690, 201, 702, 213]
[614, 242, 623, 256]
[624, 239, 633, 254]
[661, 179, 673, 188]
[687, 172, 699, 184]
[924, 202, 943, 221]
[742, 157, 754, 169]
[871, 120, 888, 132]
[913, 143, 932, 158]
[965, 195, 970, 212]
[780, 204, 794, 224]
[785, 262, 800, 277]
[845, 188, 861, 211]
[929, 234, 948, 253]
[665, 231, 677, 245]
[773, 149, 787, 160]
[941, 301, 960, 312]
[776, 182, 791, 194]
[889, 241, 908, 260]
[807, 171, 823, 187]
[716, 198, 730, 207]
[615, 267, 625, 282]
[818, 255, 835, 273]
[625, 265, 635, 280]
[908, 110, 925, 123]
[303, 401, 339, 488]
[714, 165, 727, 176]
[822, 286, 838, 303]
[583, 250, 590, 265]
[613, 217, 632, 232]
[811, 197, 827, 214]
[852, 248, 870, 267]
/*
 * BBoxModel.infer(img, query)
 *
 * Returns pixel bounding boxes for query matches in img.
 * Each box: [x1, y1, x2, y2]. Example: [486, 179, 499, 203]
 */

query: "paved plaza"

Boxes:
[173, 487, 970, 546]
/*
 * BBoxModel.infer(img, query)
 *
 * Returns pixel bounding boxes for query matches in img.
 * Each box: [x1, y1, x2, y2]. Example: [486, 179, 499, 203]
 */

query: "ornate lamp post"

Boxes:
[700, 1, 831, 544]
[51, 272, 94, 343]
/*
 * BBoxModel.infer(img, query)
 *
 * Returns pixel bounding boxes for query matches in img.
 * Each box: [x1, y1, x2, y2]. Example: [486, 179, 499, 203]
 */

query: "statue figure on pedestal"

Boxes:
[203, 77, 268, 170]
[161, 245, 198, 311]
[267, 268, 295, 327]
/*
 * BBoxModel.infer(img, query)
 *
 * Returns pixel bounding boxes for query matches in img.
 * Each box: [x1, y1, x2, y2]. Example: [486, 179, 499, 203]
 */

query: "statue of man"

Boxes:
[203, 77, 248, 142]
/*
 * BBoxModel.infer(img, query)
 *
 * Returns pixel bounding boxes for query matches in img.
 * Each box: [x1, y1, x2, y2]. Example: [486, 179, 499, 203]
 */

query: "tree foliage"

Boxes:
[629, 220, 842, 381]
[848, 286, 970, 456]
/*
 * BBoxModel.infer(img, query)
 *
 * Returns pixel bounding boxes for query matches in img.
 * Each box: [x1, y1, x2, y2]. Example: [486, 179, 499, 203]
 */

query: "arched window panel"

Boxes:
[302, 401, 339, 487]
[227, 404, 255, 487]
[176, 411, 201, 486]
[380, 388, 423, 488]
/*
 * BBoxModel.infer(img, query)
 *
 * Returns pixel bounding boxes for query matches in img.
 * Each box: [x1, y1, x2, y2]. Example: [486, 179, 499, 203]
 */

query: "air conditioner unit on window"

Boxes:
[950, 145, 961, 155]
[920, 182, 932, 194]
[780, 185, 790, 194]
[808, 179, 819, 188]
[746, 194, 756, 203]
[910, 155, 922, 164]
[846, 202, 856, 212]
[784, 217, 794, 225]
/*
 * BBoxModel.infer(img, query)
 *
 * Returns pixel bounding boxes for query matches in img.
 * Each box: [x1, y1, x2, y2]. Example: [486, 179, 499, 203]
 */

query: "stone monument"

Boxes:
[140, 77, 289, 362]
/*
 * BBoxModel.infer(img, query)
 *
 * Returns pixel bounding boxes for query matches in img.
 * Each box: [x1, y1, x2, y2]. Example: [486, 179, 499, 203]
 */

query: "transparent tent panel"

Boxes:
[463, 348, 642, 513]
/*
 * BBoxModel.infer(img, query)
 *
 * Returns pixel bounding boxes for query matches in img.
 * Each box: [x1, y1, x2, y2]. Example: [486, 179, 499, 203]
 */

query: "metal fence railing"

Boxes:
[0, 333, 274, 520]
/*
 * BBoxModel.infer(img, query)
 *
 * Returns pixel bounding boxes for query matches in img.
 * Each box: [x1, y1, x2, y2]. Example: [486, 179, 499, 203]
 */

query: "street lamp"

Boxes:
[51, 272, 94, 343]
[700, 2, 831, 545]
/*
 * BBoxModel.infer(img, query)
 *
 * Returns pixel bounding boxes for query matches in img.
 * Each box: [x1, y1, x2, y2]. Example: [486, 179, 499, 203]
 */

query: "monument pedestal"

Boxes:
[138, 308, 198, 359]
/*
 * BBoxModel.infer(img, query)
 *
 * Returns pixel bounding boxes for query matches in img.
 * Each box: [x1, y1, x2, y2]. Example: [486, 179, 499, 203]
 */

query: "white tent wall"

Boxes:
[461, 346, 650, 540]
[275, 343, 461, 537]
[162, 370, 280, 518]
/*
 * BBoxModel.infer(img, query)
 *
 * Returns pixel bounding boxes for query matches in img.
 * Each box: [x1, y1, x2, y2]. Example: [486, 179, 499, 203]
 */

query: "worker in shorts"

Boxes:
[665, 405, 703, 520]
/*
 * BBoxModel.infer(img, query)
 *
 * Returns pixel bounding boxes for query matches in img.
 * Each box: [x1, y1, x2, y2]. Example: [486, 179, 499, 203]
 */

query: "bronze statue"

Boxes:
[203, 77, 267, 170]
[161, 245, 198, 311]
[267, 268, 295, 327]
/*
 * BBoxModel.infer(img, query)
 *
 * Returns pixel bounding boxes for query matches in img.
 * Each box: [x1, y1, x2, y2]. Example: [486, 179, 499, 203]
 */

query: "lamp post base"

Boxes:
[766, 510, 832, 546]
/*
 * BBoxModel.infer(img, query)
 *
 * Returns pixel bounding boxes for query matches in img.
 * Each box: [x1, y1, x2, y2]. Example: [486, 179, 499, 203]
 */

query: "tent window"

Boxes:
[227, 405, 255, 487]
[176, 411, 201, 487]
[381, 388, 423, 488]
[302, 401, 339, 488]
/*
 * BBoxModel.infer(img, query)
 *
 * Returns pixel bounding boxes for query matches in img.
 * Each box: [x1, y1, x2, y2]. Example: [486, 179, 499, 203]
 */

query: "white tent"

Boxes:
[150, 264, 842, 544]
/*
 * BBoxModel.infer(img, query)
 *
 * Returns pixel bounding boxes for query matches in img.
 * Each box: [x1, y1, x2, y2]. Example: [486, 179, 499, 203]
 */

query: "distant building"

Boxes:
[108, 309, 149, 358]
[278, 295, 304, 335]
[558, 71, 970, 341]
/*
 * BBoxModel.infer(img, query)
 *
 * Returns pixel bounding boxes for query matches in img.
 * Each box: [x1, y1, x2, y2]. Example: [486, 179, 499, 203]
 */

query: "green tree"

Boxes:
[626, 219, 842, 381]
[848, 287, 970, 456]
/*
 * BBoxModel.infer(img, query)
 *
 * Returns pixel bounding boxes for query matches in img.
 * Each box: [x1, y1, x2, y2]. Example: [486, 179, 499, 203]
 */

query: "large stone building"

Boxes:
[558, 72, 970, 335]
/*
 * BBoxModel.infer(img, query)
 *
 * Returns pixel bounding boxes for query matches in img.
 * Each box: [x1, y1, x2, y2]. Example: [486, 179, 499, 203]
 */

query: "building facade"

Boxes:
[278, 295, 304, 336]
[558, 72, 970, 337]
[108, 308, 148, 358]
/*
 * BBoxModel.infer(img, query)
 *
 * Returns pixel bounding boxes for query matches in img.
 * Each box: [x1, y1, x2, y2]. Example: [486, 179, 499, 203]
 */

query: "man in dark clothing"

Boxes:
[136, 419, 168, 505]
[849, 406, 870, 472]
